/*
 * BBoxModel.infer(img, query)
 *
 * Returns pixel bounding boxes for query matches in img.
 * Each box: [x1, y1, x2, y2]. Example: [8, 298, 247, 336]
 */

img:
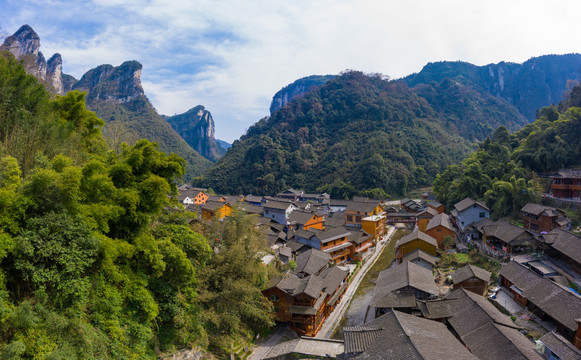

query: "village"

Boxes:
[177, 169, 581, 360]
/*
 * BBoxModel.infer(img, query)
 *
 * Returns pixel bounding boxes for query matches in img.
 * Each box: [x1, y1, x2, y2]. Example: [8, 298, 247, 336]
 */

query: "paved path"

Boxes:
[315, 226, 396, 339]
[248, 327, 290, 360]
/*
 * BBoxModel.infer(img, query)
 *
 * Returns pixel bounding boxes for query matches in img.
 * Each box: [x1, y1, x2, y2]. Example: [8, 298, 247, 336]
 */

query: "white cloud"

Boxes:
[3, 0, 581, 141]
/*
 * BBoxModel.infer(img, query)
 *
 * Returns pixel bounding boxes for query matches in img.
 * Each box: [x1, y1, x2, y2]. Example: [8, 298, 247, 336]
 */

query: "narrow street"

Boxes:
[315, 226, 396, 338]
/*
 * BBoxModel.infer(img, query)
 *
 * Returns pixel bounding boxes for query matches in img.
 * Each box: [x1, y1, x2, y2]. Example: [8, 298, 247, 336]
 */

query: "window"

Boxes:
[437, 228, 441, 232]
[274, 307, 279, 313]
[270, 294, 279, 301]
[347, 215, 353, 222]
[473, 204, 477, 208]
[265, 210, 269, 214]
[479, 212, 485, 218]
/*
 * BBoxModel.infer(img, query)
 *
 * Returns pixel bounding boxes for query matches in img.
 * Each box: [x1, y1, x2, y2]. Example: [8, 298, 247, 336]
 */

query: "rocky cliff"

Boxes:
[0, 25, 64, 94]
[70, 61, 211, 179]
[164, 106, 226, 162]
[270, 75, 335, 114]
[403, 54, 581, 120]
[72, 61, 145, 103]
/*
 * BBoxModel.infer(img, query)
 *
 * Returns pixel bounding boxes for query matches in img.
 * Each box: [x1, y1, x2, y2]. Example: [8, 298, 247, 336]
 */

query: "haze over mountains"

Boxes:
[2, 24, 581, 192]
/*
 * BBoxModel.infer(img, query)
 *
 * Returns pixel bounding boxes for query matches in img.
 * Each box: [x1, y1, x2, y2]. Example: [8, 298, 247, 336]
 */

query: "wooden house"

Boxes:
[479, 219, 535, 254]
[550, 169, 581, 199]
[402, 248, 436, 270]
[542, 228, 581, 275]
[369, 261, 438, 318]
[451, 264, 491, 296]
[201, 201, 232, 220]
[342, 310, 478, 359]
[520, 202, 570, 234]
[499, 260, 581, 347]
[293, 227, 353, 264]
[288, 210, 324, 231]
[427, 201, 445, 214]
[425, 213, 456, 249]
[347, 229, 374, 262]
[361, 213, 386, 243]
[276, 189, 304, 202]
[416, 206, 438, 232]
[344, 201, 383, 228]
[262, 265, 348, 337]
[395, 230, 437, 263]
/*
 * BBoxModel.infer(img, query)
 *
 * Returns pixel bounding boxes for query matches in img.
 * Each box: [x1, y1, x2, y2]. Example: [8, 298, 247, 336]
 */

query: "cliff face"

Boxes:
[1, 25, 64, 94]
[164, 105, 226, 162]
[270, 75, 335, 114]
[403, 54, 581, 120]
[72, 61, 145, 104]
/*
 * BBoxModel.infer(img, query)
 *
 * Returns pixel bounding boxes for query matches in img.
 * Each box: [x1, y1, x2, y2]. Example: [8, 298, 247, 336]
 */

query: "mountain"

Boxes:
[270, 74, 335, 114]
[163, 105, 226, 162]
[403, 54, 581, 120]
[69, 61, 211, 179]
[0, 24, 64, 94]
[196, 71, 476, 197]
[215, 138, 232, 151]
[1, 25, 211, 180]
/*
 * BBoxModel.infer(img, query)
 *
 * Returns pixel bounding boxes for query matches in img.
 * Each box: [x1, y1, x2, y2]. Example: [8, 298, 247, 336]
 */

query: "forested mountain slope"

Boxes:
[197, 71, 477, 197]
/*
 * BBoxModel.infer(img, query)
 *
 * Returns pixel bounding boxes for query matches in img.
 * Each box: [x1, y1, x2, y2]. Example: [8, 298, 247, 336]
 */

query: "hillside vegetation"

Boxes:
[197, 71, 533, 197]
[0, 56, 272, 358]
[433, 85, 581, 218]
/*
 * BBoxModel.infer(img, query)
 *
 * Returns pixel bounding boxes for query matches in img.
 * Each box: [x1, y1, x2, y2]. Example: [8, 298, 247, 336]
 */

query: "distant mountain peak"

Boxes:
[73, 60, 146, 104]
[1, 24, 64, 94]
[164, 105, 226, 162]
[270, 74, 336, 114]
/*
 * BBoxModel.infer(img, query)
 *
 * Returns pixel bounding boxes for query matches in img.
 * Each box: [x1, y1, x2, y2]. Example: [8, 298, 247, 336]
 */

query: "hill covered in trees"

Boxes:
[0, 54, 272, 358]
[197, 71, 488, 198]
[403, 54, 581, 120]
[433, 83, 581, 218]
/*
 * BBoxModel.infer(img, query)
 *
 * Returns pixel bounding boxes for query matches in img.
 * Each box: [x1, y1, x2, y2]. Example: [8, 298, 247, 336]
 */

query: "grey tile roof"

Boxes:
[288, 210, 318, 225]
[202, 201, 227, 211]
[311, 227, 351, 243]
[241, 203, 263, 214]
[446, 288, 541, 360]
[452, 264, 491, 284]
[320, 266, 349, 295]
[244, 194, 263, 203]
[425, 213, 455, 232]
[370, 261, 438, 308]
[428, 201, 443, 208]
[286, 240, 306, 253]
[481, 220, 534, 245]
[538, 331, 581, 360]
[397, 230, 438, 248]
[295, 248, 331, 276]
[521, 203, 561, 217]
[347, 229, 374, 245]
[454, 197, 489, 212]
[345, 201, 381, 213]
[552, 169, 581, 179]
[546, 228, 581, 265]
[417, 206, 438, 218]
[177, 189, 204, 201]
[263, 200, 295, 210]
[402, 248, 436, 266]
[293, 228, 315, 240]
[278, 245, 292, 258]
[325, 217, 346, 228]
[416, 297, 458, 319]
[344, 311, 478, 359]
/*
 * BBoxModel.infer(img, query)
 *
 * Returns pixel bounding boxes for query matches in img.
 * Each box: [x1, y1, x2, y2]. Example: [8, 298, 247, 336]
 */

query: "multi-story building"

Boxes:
[551, 170, 581, 199]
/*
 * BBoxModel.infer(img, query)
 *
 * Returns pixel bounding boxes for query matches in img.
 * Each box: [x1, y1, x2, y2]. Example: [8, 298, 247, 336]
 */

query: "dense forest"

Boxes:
[196, 70, 537, 198]
[0, 55, 273, 358]
[433, 84, 581, 218]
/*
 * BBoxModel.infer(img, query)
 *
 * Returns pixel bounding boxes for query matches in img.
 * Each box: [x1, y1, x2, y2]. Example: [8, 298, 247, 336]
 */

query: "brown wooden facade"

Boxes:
[454, 278, 488, 296]
[425, 225, 456, 249]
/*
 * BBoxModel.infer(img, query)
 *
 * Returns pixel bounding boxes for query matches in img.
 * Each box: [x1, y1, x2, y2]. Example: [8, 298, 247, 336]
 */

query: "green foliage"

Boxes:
[0, 59, 273, 358]
[434, 84, 581, 218]
[197, 71, 475, 196]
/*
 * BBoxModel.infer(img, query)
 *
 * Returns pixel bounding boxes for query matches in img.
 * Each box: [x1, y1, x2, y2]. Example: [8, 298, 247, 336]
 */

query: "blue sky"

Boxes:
[2, 0, 581, 142]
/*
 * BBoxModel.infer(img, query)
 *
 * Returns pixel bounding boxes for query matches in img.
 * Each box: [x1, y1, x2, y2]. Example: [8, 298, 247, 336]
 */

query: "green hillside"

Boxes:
[197, 71, 476, 197]
[0, 55, 272, 359]
[434, 84, 581, 218]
